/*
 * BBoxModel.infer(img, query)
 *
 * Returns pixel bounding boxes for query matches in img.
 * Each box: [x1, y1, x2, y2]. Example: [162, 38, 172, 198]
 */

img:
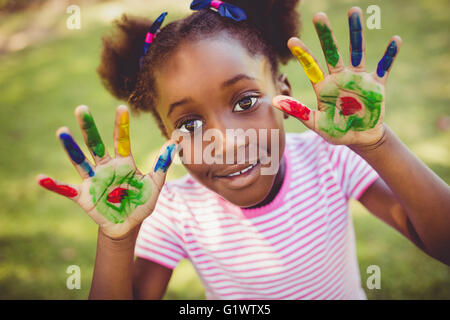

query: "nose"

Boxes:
[209, 118, 250, 164]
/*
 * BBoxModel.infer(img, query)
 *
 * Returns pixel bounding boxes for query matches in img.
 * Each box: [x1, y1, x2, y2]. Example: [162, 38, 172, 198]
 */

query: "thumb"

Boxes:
[148, 140, 180, 192]
[273, 95, 317, 131]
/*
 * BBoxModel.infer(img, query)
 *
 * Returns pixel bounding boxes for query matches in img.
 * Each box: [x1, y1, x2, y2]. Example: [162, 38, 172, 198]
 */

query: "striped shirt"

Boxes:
[135, 131, 379, 299]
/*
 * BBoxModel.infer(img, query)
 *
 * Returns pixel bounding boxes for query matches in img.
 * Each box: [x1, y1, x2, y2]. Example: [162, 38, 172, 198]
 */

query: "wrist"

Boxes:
[349, 124, 389, 154]
[98, 224, 141, 251]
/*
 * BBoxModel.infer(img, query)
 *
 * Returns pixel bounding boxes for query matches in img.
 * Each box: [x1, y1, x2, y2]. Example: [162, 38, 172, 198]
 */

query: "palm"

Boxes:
[77, 157, 154, 238]
[314, 69, 384, 145]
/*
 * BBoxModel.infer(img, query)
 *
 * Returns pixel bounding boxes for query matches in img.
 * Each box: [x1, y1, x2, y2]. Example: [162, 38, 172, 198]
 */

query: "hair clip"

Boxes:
[190, 0, 247, 22]
[139, 11, 168, 69]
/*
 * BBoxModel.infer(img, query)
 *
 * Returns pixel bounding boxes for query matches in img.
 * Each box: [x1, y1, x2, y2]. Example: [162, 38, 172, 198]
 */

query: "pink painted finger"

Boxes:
[272, 95, 317, 131]
[36, 174, 80, 201]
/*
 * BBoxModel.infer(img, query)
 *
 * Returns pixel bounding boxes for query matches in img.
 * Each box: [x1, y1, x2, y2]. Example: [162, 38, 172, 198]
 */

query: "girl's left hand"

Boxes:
[273, 7, 401, 147]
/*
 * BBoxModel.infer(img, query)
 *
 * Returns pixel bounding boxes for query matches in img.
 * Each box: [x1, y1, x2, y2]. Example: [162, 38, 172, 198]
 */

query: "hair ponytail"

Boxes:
[97, 14, 152, 103]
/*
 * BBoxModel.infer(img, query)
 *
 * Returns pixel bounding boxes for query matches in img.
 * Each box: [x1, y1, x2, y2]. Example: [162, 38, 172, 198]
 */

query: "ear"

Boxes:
[276, 74, 292, 119]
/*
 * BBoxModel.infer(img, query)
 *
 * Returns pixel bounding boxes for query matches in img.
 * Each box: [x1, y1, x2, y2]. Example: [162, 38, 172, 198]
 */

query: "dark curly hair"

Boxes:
[97, 0, 302, 137]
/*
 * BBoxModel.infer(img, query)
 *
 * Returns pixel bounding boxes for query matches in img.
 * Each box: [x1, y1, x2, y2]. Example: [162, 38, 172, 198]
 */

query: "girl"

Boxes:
[37, 1, 450, 299]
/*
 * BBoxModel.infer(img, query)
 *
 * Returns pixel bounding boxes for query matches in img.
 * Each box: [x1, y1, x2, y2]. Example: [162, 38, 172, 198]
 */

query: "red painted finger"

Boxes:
[37, 174, 79, 200]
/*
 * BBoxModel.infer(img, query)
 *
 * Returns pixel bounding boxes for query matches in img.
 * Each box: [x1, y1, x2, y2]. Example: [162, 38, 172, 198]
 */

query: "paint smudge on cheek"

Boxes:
[39, 177, 78, 198]
[278, 99, 311, 121]
[59, 133, 95, 177]
[154, 144, 176, 173]
[340, 96, 362, 116]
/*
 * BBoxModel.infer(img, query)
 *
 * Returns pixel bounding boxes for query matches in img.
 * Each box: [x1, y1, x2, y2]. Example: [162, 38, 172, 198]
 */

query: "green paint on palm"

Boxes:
[82, 113, 105, 158]
[89, 164, 152, 224]
[318, 71, 383, 138]
[315, 23, 340, 67]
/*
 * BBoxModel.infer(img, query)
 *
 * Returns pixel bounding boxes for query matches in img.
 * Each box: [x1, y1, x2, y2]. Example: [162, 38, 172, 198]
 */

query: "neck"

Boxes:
[244, 156, 286, 209]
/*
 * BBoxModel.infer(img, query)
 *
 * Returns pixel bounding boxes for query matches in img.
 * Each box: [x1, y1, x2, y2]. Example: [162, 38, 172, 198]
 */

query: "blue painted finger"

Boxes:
[59, 132, 95, 177]
[376, 41, 398, 77]
[349, 12, 363, 67]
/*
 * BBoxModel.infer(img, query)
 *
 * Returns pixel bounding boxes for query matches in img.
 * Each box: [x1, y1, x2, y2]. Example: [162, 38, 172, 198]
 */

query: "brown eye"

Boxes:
[179, 119, 202, 133]
[234, 97, 257, 112]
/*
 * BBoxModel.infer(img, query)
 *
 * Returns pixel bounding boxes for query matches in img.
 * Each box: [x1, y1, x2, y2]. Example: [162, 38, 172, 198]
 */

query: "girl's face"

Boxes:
[154, 34, 289, 207]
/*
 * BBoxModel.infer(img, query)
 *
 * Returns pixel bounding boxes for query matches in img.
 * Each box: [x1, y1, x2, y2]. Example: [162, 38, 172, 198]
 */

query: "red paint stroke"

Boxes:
[39, 178, 78, 198]
[340, 96, 362, 116]
[107, 187, 128, 204]
[278, 99, 310, 121]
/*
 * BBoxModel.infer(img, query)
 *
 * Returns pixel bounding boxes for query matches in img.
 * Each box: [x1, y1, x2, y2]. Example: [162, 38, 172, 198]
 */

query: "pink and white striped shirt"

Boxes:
[135, 131, 379, 300]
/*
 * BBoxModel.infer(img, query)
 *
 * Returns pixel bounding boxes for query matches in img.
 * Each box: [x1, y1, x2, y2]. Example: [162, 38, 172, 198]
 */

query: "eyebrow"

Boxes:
[167, 73, 257, 117]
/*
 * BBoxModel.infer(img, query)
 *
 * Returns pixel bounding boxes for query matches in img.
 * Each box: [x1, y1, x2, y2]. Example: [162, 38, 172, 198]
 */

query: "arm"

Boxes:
[89, 225, 173, 299]
[89, 226, 139, 299]
[353, 125, 450, 265]
[271, 8, 450, 265]
[37, 104, 180, 299]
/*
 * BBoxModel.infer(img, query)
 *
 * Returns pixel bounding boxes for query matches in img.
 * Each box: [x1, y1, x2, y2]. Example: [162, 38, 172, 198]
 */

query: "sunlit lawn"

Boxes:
[0, 0, 448, 299]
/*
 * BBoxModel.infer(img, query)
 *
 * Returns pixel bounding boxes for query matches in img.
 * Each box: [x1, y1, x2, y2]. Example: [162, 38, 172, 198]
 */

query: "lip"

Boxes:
[214, 159, 259, 177]
[213, 160, 261, 190]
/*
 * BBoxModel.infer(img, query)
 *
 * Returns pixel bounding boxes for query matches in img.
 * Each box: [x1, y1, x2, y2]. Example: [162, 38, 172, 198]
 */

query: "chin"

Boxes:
[216, 172, 275, 208]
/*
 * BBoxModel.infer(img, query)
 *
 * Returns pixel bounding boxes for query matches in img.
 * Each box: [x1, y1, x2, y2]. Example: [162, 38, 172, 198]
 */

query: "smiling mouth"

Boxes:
[215, 160, 260, 178]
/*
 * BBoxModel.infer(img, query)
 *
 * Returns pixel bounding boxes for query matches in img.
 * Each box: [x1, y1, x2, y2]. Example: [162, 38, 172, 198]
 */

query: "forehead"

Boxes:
[154, 35, 273, 106]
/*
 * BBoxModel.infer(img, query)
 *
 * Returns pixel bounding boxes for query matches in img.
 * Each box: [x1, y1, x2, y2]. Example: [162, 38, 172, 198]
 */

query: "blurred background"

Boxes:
[0, 0, 449, 299]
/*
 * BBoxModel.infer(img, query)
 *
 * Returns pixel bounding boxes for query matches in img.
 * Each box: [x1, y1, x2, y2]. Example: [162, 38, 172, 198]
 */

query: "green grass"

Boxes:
[0, 0, 448, 299]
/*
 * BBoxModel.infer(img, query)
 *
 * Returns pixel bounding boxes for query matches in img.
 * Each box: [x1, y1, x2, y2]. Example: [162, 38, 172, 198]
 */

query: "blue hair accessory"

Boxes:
[190, 0, 247, 22]
[139, 12, 168, 69]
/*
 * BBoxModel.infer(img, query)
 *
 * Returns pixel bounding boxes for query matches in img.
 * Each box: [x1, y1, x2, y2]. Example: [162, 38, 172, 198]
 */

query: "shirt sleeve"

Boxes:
[328, 143, 380, 201]
[134, 183, 188, 269]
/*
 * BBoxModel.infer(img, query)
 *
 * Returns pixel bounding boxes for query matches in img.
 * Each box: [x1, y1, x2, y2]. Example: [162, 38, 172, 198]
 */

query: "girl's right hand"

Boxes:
[37, 105, 178, 240]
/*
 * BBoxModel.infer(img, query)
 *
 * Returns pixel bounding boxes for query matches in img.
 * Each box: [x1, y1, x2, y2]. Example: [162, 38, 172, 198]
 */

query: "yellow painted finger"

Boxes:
[117, 109, 130, 157]
[291, 46, 324, 84]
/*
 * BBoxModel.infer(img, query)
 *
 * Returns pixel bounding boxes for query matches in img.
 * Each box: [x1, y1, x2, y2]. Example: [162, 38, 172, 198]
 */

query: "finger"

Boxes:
[75, 105, 110, 164]
[348, 7, 365, 70]
[288, 37, 325, 85]
[313, 12, 345, 73]
[149, 140, 180, 192]
[114, 105, 131, 158]
[36, 174, 80, 201]
[57, 127, 95, 179]
[375, 36, 402, 83]
[272, 95, 317, 132]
